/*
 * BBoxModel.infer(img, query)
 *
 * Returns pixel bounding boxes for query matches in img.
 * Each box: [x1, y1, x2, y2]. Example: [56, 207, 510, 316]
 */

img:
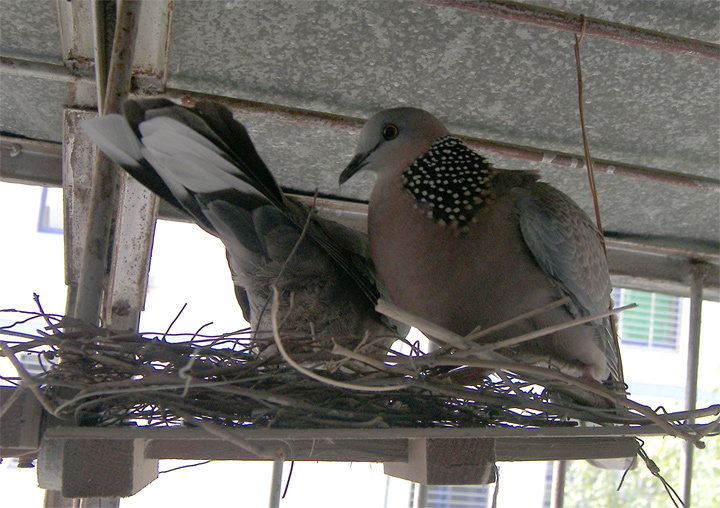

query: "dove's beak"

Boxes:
[339, 152, 370, 186]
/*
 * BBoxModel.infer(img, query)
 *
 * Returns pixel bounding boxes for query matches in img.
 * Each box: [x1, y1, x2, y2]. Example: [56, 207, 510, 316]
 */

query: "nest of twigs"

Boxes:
[1, 294, 717, 451]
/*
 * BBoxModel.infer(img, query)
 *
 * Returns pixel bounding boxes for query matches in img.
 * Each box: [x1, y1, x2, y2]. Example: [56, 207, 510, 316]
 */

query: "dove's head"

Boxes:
[339, 107, 450, 185]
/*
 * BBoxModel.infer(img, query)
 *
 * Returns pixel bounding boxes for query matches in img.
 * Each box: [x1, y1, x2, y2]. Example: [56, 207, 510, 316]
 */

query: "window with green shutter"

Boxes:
[612, 288, 681, 349]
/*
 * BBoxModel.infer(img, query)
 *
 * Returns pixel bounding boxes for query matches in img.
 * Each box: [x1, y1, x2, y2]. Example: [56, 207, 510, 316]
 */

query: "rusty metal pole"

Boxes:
[72, 0, 140, 326]
[61, 4, 141, 508]
[91, 0, 109, 111]
[679, 263, 706, 507]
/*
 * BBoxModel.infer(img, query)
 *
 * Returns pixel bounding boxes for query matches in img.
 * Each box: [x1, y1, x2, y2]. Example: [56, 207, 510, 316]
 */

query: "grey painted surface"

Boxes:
[1, 0, 718, 246]
[0, 0, 64, 65]
[1, 73, 67, 143]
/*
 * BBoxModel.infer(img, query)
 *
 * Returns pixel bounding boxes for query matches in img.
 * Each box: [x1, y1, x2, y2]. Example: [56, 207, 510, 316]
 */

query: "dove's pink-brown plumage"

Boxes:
[341, 107, 618, 381]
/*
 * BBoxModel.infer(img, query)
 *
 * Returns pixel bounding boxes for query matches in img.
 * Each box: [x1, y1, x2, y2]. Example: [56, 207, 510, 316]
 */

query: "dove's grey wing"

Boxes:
[516, 182, 620, 381]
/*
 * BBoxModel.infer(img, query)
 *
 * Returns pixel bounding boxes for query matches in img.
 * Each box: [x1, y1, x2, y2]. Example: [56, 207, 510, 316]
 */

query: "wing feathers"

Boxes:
[83, 114, 144, 168]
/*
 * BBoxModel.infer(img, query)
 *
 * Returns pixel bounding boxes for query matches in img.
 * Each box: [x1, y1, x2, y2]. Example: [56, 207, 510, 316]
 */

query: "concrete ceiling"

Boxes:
[1, 0, 719, 287]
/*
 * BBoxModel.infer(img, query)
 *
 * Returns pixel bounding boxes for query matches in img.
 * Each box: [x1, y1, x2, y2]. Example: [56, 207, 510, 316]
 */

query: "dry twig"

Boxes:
[0, 306, 716, 445]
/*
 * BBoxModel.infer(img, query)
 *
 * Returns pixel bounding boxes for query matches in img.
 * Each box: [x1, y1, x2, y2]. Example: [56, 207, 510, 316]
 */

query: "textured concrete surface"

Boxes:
[1, 0, 718, 246]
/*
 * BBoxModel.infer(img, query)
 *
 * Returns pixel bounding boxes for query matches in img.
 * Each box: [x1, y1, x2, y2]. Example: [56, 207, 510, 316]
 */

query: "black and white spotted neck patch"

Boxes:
[402, 135, 496, 234]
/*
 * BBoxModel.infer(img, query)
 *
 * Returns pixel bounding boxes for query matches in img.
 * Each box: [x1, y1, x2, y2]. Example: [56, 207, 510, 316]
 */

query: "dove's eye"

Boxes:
[382, 124, 399, 140]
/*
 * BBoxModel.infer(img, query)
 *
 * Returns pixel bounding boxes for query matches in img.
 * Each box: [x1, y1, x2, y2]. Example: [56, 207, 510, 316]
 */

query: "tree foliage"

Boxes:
[564, 435, 720, 508]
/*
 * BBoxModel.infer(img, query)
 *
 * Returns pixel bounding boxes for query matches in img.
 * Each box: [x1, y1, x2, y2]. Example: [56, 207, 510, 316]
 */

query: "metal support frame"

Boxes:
[63, 109, 98, 316]
[412, 482, 429, 508]
[102, 173, 160, 330]
[56, 0, 98, 108]
[72, 0, 141, 326]
[33, 0, 170, 505]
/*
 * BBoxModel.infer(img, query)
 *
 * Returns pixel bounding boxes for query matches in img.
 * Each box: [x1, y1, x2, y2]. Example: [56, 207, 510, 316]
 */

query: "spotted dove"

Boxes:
[340, 107, 619, 383]
[83, 99, 405, 353]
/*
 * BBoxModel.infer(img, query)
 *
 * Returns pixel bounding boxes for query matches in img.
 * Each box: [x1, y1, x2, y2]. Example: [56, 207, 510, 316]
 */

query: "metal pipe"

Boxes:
[680, 263, 706, 507]
[166, 88, 720, 193]
[268, 453, 284, 508]
[412, 483, 428, 508]
[73, 0, 141, 325]
[167, 88, 365, 133]
[91, 0, 109, 111]
[605, 237, 720, 264]
[550, 460, 566, 508]
[413, 0, 720, 62]
[101, 2, 141, 116]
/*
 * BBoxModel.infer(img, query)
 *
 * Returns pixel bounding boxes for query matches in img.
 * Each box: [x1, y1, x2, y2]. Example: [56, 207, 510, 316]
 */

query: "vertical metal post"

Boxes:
[63, 109, 100, 317]
[41, 490, 75, 508]
[679, 263, 705, 507]
[54, 3, 139, 508]
[550, 460, 567, 508]
[91, 0, 109, 110]
[413, 483, 428, 508]
[72, 0, 141, 326]
[269, 454, 285, 508]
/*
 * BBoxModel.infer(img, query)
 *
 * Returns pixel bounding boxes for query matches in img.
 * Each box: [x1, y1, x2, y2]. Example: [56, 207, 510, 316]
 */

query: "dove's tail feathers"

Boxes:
[83, 100, 309, 325]
[83, 99, 385, 319]
[83, 113, 144, 168]
[83, 100, 286, 237]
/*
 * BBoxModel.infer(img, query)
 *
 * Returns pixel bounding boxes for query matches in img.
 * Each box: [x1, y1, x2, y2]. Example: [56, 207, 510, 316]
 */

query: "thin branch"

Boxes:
[331, 343, 416, 377]
[270, 287, 408, 392]
[460, 303, 637, 355]
[32, 293, 63, 336]
[2, 307, 714, 445]
[255, 190, 318, 332]
[573, 18, 624, 382]
[376, 299, 474, 351]
[394, 355, 703, 446]
[0, 385, 26, 419]
[172, 408, 276, 460]
[163, 303, 187, 338]
[0, 340, 57, 415]
[465, 297, 571, 342]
